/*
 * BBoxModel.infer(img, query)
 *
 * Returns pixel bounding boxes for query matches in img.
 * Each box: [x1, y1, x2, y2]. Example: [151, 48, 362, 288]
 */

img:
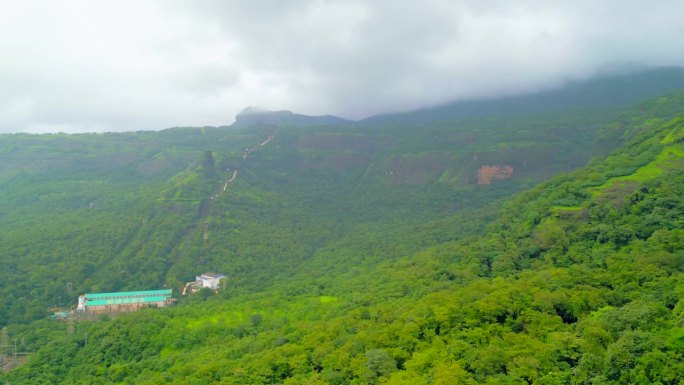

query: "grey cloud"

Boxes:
[1, 0, 684, 132]
[176, 66, 240, 97]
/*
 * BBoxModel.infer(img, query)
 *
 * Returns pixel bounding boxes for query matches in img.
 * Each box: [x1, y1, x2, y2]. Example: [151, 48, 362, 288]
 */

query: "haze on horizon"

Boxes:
[1, 0, 684, 133]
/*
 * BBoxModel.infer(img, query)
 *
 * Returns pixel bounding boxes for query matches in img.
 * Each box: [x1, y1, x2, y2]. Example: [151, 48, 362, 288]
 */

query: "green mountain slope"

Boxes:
[1, 83, 667, 327]
[2, 89, 684, 383]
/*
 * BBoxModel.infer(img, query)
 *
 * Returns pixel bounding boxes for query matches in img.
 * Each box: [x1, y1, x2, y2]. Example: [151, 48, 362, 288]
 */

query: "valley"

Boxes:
[0, 70, 683, 384]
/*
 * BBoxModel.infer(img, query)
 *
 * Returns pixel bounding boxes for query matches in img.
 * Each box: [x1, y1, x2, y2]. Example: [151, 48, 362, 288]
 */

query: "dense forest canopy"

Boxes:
[1, 72, 684, 384]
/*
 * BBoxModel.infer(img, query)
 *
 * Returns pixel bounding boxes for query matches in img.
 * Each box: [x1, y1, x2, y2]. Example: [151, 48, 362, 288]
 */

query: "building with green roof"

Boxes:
[77, 289, 173, 313]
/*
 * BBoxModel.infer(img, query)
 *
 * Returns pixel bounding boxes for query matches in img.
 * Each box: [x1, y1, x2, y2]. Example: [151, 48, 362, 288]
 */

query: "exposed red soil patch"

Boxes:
[477, 165, 513, 185]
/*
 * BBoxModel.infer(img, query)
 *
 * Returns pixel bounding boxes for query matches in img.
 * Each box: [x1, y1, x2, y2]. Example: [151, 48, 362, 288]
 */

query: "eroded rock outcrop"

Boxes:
[477, 165, 513, 185]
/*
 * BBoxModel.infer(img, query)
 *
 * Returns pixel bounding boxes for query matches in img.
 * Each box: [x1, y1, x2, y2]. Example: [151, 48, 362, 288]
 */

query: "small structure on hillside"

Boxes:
[76, 289, 173, 314]
[182, 272, 226, 295]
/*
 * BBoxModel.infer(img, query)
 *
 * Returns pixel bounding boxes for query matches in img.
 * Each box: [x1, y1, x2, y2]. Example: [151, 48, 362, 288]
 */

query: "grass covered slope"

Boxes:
[3, 96, 684, 383]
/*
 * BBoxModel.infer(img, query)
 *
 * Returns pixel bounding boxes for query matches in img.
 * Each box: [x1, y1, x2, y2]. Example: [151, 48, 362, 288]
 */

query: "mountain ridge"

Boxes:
[232, 107, 352, 127]
[1, 70, 684, 384]
[3, 82, 684, 384]
[230, 67, 684, 129]
[361, 67, 684, 125]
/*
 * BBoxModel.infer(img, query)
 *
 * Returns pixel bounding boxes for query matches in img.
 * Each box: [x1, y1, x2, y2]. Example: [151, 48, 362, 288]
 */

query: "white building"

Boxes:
[195, 272, 226, 291]
[182, 272, 227, 295]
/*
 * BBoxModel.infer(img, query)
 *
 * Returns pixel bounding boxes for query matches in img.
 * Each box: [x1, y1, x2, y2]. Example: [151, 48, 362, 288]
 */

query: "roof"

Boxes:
[85, 289, 172, 300]
[86, 295, 170, 307]
[198, 273, 225, 279]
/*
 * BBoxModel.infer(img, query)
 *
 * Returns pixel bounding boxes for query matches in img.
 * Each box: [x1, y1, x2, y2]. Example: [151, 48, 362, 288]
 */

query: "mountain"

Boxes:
[232, 107, 352, 127]
[232, 68, 684, 130]
[1, 71, 684, 383]
[360, 67, 684, 125]
[3, 81, 684, 385]
[0, 72, 683, 328]
[0, 101, 620, 327]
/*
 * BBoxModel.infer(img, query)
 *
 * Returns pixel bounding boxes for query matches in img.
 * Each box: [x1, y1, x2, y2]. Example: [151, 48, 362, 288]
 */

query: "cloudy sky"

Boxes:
[1, 0, 684, 133]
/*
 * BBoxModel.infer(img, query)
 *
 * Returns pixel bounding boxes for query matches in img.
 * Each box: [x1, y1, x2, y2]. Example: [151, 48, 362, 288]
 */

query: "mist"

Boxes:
[1, 0, 683, 132]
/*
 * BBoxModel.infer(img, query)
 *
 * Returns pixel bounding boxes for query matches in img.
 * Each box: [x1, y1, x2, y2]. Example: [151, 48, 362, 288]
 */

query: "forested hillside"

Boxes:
[1, 78, 684, 384]
[0, 75, 663, 327]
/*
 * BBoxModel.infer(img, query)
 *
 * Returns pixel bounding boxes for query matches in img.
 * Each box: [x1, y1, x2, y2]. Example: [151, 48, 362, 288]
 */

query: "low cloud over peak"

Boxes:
[1, 0, 684, 133]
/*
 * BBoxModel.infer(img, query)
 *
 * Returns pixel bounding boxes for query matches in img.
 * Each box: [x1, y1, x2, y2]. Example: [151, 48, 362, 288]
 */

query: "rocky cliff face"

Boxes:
[477, 164, 514, 185]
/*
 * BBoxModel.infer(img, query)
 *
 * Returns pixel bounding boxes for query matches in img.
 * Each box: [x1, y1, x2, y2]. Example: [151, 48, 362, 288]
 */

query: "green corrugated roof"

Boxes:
[85, 289, 172, 300]
[86, 296, 169, 307]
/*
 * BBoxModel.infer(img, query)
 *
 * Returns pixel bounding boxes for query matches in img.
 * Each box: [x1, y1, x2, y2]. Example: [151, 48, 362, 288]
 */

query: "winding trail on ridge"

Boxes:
[199, 131, 277, 244]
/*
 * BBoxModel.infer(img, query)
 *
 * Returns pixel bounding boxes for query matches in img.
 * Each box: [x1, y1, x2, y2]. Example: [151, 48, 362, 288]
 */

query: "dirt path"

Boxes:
[222, 132, 274, 193]
[199, 131, 276, 225]
[228, 169, 238, 183]
[241, 133, 275, 160]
